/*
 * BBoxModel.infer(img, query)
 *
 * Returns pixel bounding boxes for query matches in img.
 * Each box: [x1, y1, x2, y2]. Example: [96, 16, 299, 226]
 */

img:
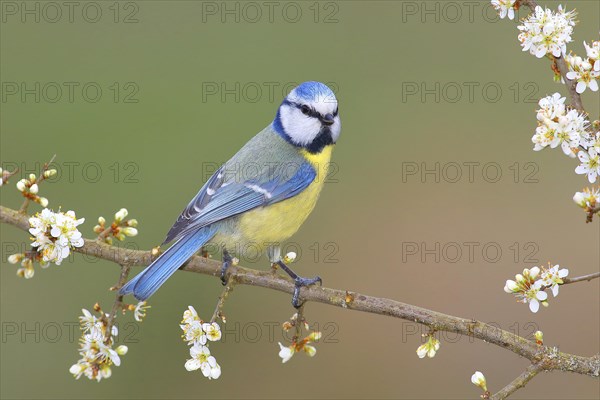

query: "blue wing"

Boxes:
[163, 161, 317, 243]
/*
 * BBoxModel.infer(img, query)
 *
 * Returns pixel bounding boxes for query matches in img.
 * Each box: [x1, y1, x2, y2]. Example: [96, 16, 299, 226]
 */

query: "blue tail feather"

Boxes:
[120, 226, 216, 301]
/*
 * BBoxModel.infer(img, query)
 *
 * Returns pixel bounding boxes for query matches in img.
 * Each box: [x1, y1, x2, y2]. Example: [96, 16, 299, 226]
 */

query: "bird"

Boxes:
[120, 81, 341, 307]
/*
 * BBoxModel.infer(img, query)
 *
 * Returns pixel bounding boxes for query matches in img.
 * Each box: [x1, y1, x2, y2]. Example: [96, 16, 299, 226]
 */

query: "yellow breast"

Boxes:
[237, 145, 334, 246]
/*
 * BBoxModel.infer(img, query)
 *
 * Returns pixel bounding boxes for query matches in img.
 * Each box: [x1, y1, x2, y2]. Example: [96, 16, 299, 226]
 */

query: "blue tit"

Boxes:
[120, 81, 341, 307]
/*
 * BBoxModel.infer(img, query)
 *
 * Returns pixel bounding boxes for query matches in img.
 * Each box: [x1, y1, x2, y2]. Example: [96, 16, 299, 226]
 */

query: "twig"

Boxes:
[294, 304, 305, 342]
[104, 264, 131, 344]
[1, 204, 598, 378]
[490, 362, 545, 400]
[563, 271, 600, 285]
[586, 205, 600, 223]
[1, 167, 19, 185]
[210, 280, 235, 324]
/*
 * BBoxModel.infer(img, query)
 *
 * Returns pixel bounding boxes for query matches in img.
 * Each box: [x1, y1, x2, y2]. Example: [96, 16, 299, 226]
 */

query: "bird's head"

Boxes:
[273, 81, 341, 153]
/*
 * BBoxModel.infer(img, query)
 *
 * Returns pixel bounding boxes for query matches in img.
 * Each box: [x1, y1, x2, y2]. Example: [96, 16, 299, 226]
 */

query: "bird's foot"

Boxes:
[277, 260, 322, 308]
[220, 249, 232, 285]
[292, 275, 322, 308]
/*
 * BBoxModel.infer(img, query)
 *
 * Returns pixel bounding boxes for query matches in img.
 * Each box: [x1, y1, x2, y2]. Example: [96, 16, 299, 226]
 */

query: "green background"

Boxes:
[1, 1, 599, 398]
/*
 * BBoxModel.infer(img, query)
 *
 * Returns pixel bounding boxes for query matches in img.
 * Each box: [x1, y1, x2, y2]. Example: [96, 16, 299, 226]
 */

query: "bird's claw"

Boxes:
[292, 275, 321, 308]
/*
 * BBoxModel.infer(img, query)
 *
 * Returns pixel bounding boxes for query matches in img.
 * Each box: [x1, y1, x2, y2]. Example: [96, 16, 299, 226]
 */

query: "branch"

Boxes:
[563, 271, 600, 285]
[1, 204, 598, 379]
[490, 363, 545, 400]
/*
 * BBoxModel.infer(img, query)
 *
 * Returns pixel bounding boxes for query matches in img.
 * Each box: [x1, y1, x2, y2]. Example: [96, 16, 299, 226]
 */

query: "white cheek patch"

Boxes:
[280, 105, 322, 146]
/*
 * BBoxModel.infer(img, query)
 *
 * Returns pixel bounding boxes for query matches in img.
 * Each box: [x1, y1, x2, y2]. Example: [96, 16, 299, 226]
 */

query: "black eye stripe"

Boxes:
[282, 99, 338, 120]
[294, 102, 318, 118]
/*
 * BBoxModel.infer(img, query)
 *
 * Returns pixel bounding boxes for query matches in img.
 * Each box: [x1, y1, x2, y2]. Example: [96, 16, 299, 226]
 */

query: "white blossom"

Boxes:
[566, 55, 599, 93]
[491, 0, 516, 20]
[540, 265, 569, 297]
[180, 306, 222, 379]
[518, 5, 576, 58]
[525, 280, 548, 313]
[70, 307, 125, 382]
[133, 301, 150, 322]
[185, 344, 221, 379]
[573, 187, 600, 209]
[182, 305, 199, 324]
[504, 267, 549, 313]
[416, 335, 440, 359]
[50, 210, 85, 248]
[584, 40, 600, 71]
[202, 322, 222, 342]
[278, 342, 294, 363]
[182, 320, 208, 346]
[576, 148, 600, 183]
[28, 209, 84, 267]
[532, 93, 589, 157]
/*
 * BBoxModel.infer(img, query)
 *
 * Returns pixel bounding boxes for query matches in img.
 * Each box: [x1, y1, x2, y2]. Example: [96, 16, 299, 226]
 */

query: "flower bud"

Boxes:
[24, 266, 35, 279]
[126, 219, 138, 227]
[100, 365, 112, 379]
[69, 364, 84, 375]
[29, 183, 39, 194]
[504, 280, 518, 293]
[116, 345, 128, 355]
[303, 344, 317, 357]
[37, 197, 49, 207]
[471, 371, 487, 391]
[43, 169, 57, 178]
[114, 208, 128, 222]
[534, 330, 543, 345]
[8, 253, 24, 264]
[98, 216, 106, 225]
[29, 173, 36, 182]
[16, 179, 27, 192]
[284, 251, 297, 263]
[573, 191, 586, 207]
[122, 227, 138, 237]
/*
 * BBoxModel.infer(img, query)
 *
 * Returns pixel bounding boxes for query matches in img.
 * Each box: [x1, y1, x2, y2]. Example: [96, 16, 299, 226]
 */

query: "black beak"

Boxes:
[320, 113, 335, 126]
